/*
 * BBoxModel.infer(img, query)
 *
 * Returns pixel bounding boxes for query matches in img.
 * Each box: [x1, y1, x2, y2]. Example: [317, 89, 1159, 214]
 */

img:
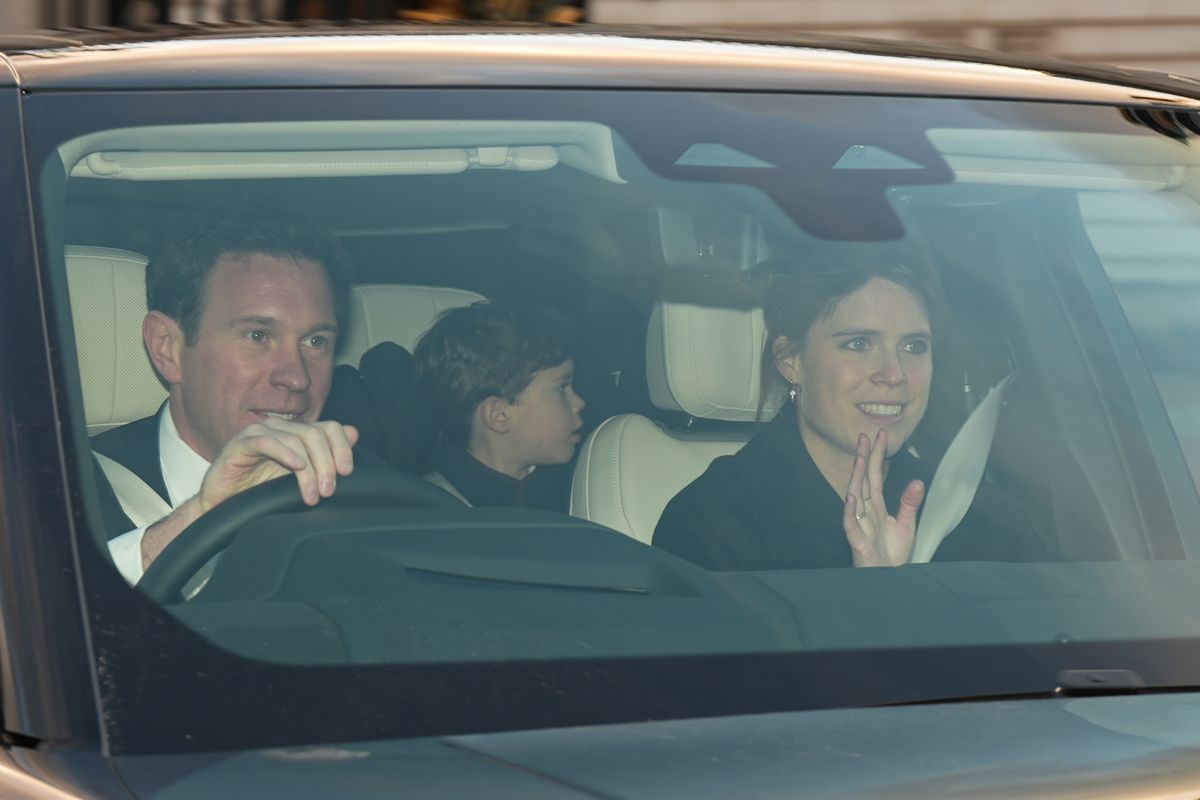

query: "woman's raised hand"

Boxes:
[842, 430, 925, 567]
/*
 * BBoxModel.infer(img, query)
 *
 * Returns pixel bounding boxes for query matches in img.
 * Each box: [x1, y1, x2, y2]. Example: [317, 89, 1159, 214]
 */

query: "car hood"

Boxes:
[113, 692, 1200, 798]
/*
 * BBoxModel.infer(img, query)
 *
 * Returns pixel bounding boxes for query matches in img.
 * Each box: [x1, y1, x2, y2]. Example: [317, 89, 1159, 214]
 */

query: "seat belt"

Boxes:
[94, 451, 215, 599]
[93, 451, 171, 527]
[911, 373, 1013, 564]
[424, 470, 472, 506]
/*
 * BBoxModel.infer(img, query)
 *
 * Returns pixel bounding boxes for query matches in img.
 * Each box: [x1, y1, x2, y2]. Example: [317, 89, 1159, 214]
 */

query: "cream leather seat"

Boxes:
[66, 246, 167, 435]
[336, 284, 486, 366]
[570, 278, 777, 544]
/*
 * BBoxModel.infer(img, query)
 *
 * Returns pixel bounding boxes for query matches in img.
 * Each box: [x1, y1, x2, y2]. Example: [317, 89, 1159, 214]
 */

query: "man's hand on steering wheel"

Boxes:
[141, 420, 359, 570]
[138, 470, 465, 603]
[199, 418, 359, 512]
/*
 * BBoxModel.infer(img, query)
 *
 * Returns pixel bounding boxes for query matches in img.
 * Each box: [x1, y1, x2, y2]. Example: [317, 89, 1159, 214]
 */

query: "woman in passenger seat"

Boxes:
[412, 298, 585, 511]
[653, 248, 1055, 571]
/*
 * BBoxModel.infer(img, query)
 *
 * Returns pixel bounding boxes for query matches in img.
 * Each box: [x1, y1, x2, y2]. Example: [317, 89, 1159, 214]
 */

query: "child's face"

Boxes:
[506, 359, 585, 470]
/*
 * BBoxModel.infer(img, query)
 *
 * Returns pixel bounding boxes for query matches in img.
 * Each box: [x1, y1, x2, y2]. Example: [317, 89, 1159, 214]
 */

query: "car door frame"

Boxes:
[0, 54, 104, 762]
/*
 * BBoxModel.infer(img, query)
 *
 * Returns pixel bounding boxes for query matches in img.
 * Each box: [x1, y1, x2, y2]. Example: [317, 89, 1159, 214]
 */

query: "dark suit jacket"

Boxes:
[91, 413, 164, 540]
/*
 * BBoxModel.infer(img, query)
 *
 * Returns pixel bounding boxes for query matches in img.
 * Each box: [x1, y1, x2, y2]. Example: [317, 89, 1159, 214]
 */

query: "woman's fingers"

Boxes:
[842, 434, 921, 568]
[846, 433, 869, 513]
[843, 430, 921, 567]
[866, 429, 887, 511]
[895, 479, 926, 528]
[843, 493, 868, 554]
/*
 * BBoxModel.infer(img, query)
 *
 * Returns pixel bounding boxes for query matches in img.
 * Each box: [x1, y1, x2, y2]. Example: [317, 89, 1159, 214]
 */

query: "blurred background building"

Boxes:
[2, 0, 1198, 78]
[1, 0, 586, 27]
[590, 0, 1200, 77]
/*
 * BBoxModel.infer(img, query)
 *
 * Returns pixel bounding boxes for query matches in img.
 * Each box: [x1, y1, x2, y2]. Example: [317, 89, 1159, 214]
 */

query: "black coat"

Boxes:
[653, 405, 1055, 571]
[429, 436, 572, 512]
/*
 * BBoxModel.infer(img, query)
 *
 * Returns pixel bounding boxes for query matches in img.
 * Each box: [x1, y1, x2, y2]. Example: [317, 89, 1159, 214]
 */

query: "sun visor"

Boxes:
[61, 120, 625, 183]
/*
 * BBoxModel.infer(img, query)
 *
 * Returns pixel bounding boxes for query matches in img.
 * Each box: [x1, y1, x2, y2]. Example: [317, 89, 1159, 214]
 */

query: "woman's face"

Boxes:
[776, 277, 932, 466]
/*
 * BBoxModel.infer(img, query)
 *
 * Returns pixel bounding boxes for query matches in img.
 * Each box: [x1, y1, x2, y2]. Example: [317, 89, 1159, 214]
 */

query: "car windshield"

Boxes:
[30, 85, 1200, 753]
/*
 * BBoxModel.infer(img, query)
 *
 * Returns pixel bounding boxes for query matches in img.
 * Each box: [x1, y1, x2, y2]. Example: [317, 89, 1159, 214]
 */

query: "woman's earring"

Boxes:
[788, 384, 798, 401]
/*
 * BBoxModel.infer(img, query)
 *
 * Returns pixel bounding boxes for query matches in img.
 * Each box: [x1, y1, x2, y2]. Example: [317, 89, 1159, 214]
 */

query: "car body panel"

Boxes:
[0, 28, 1195, 107]
[0, 55, 17, 88]
[1, 749, 132, 800]
[105, 694, 1200, 799]
[0, 71, 99, 749]
[452, 693, 1200, 799]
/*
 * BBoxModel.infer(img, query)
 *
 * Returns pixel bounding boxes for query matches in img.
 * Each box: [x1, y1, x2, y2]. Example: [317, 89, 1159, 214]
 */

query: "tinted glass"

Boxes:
[29, 88, 1200, 752]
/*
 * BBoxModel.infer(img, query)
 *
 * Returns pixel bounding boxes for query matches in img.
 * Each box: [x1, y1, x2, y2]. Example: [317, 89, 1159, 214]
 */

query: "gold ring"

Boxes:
[855, 511, 865, 521]
[861, 495, 871, 503]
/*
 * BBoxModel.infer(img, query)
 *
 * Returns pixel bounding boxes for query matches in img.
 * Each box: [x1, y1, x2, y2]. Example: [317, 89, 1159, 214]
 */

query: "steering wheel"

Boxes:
[139, 471, 463, 603]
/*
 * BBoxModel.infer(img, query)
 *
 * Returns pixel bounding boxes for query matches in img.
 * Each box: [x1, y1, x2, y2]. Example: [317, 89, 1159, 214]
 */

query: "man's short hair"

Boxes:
[413, 299, 576, 446]
[146, 203, 353, 343]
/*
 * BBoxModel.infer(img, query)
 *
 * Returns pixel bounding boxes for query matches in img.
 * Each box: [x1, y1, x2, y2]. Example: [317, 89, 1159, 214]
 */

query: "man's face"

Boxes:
[169, 253, 337, 461]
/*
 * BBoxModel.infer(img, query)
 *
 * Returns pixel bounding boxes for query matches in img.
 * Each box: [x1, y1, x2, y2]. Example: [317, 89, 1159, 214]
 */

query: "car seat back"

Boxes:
[66, 246, 167, 436]
[571, 276, 774, 543]
[337, 283, 486, 366]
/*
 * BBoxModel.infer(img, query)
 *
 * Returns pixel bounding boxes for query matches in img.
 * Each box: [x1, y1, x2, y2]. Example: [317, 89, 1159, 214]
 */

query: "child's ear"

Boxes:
[476, 396, 513, 434]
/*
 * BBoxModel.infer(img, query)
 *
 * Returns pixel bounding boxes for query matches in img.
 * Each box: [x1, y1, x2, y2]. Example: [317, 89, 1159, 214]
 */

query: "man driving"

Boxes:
[97, 203, 361, 585]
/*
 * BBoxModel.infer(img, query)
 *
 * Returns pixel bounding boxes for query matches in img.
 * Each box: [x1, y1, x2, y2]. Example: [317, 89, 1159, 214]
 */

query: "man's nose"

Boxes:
[271, 344, 312, 392]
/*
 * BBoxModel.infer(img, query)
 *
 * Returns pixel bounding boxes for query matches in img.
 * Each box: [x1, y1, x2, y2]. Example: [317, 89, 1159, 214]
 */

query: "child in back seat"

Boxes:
[412, 298, 585, 511]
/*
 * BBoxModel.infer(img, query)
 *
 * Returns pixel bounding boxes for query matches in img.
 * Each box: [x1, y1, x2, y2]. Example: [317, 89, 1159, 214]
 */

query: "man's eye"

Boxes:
[245, 330, 268, 343]
[306, 335, 331, 349]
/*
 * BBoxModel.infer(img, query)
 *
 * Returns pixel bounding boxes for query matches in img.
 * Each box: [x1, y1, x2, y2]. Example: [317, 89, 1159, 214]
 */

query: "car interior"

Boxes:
[41, 99, 1200, 664]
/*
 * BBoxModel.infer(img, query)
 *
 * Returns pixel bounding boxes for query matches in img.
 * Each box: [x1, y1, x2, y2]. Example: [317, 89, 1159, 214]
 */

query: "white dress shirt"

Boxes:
[107, 408, 211, 585]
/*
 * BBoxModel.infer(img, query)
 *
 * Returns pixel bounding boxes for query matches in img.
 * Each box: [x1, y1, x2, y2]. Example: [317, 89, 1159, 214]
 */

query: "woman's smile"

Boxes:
[856, 402, 905, 420]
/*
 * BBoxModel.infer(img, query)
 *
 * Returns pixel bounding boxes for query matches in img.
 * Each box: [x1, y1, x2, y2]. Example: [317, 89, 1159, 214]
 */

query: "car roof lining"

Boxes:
[58, 120, 1200, 194]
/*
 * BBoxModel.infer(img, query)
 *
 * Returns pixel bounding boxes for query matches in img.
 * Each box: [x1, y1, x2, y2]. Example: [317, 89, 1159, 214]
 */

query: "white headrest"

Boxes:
[645, 279, 779, 423]
[570, 414, 744, 543]
[337, 283, 487, 366]
[65, 246, 167, 435]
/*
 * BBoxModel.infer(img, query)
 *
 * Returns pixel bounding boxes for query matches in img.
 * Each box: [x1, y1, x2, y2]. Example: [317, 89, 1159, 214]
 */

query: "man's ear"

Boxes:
[143, 311, 186, 386]
[772, 335, 803, 386]
[476, 395, 513, 435]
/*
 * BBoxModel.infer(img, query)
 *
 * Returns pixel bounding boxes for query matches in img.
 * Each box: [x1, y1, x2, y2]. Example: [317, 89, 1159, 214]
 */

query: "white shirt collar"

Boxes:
[158, 405, 211, 507]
